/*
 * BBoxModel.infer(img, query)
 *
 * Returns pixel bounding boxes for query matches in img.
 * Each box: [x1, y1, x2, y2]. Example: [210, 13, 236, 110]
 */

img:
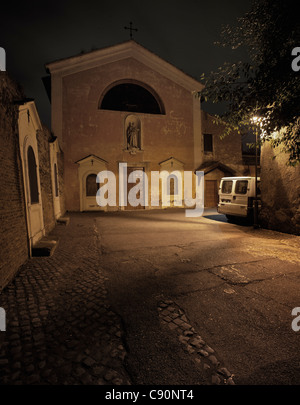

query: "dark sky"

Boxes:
[0, 0, 252, 127]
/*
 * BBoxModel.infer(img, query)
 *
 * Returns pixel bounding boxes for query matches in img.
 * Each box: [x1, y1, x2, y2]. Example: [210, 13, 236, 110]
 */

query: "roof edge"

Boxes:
[45, 40, 204, 91]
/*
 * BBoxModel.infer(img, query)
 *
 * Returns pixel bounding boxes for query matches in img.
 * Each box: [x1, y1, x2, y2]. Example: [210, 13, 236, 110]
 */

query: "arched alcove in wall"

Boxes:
[99, 80, 165, 114]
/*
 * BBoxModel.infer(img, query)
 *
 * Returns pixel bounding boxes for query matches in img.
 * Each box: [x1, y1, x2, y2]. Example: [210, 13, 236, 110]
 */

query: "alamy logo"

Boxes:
[291, 307, 300, 332]
[0, 47, 6, 71]
[291, 47, 300, 72]
[0, 307, 6, 331]
[95, 163, 205, 217]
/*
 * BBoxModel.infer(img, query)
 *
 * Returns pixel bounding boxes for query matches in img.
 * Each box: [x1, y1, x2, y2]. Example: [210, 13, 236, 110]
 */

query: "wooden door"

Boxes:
[205, 180, 218, 207]
[83, 173, 102, 211]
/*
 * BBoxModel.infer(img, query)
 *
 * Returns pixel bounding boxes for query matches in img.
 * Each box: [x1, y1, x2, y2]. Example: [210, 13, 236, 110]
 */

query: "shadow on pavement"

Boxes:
[203, 209, 253, 228]
[70, 208, 254, 229]
[202, 213, 228, 223]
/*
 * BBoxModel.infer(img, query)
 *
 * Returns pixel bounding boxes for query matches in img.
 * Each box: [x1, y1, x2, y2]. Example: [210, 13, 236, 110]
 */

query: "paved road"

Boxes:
[0, 208, 299, 385]
[95, 208, 300, 385]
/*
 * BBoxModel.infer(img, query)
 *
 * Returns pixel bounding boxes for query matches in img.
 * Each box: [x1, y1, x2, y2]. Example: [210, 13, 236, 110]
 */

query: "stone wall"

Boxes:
[0, 73, 29, 290]
[260, 142, 300, 235]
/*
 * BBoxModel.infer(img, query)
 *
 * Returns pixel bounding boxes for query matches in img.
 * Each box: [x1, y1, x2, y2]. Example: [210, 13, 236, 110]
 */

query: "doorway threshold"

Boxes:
[32, 237, 58, 257]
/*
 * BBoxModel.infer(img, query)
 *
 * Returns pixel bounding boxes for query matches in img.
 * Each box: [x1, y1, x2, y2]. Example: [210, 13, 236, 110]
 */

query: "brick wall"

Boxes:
[36, 125, 56, 235]
[57, 147, 65, 216]
[201, 111, 243, 171]
[57, 56, 198, 211]
[0, 73, 29, 291]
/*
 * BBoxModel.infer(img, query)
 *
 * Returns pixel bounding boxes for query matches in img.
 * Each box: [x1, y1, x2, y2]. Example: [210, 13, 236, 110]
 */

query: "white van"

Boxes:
[217, 176, 260, 220]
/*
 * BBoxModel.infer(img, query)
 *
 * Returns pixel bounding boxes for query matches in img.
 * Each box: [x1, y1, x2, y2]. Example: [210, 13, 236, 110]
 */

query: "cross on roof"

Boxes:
[124, 22, 138, 39]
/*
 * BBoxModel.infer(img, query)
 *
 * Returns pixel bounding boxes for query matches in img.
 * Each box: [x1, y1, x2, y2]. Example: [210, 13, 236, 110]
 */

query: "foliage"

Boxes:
[199, 0, 300, 165]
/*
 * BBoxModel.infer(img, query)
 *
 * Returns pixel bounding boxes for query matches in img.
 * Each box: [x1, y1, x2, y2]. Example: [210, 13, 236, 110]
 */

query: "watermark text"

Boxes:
[292, 307, 300, 332]
[96, 163, 204, 217]
[0, 47, 6, 71]
[291, 47, 300, 72]
[0, 307, 6, 331]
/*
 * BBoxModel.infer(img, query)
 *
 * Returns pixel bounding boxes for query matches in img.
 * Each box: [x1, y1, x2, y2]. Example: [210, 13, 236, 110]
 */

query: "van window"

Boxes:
[221, 180, 233, 194]
[235, 180, 248, 194]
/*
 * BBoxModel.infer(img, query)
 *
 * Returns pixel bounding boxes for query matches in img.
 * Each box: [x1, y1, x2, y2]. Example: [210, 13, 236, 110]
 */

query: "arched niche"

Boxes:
[125, 114, 142, 151]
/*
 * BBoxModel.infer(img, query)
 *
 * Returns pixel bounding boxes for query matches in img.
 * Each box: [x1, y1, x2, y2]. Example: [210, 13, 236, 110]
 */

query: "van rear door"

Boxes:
[232, 179, 249, 217]
[218, 178, 250, 217]
[218, 179, 235, 215]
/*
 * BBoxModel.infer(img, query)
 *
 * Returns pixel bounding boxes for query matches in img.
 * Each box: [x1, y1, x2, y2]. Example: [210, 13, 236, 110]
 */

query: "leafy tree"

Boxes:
[199, 0, 300, 165]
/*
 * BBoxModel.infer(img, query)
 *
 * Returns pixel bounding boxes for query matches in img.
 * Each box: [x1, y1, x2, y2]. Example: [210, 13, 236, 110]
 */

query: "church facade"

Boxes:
[46, 41, 243, 212]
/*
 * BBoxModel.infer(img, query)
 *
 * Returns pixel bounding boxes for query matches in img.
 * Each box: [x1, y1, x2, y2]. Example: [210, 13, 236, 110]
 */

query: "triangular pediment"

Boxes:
[75, 154, 108, 165]
[18, 101, 42, 132]
[159, 157, 185, 169]
[45, 41, 203, 92]
[195, 160, 236, 176]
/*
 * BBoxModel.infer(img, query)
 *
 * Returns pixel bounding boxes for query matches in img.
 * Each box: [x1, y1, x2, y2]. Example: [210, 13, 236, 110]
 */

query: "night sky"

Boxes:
[0, 0, 252, 127]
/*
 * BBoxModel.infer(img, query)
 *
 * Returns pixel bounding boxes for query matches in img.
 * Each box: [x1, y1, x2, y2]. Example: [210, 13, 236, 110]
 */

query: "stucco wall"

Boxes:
[260, 142, 300, 235]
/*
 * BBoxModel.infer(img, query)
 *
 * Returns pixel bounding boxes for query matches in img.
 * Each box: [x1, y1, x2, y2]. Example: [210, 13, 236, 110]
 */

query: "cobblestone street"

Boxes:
[1, 210, 300, 385]
[0, 213, 130, 385]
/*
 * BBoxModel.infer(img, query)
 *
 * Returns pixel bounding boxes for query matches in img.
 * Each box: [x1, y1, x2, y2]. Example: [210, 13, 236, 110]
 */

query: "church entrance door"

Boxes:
[125, 167, 146, 210]
[77, 155, 108, 212]
[82, 173, 103, 211]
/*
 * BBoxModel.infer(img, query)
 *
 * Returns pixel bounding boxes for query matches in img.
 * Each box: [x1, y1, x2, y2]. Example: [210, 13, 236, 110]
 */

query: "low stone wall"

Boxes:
[260, 142, 300, 235]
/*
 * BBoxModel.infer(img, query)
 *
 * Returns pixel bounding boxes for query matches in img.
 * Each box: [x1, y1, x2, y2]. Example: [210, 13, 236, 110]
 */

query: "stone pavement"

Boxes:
[0, 211, 240, 386]
[0, 213, 131, 385]
[157, 300, 235, 385]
